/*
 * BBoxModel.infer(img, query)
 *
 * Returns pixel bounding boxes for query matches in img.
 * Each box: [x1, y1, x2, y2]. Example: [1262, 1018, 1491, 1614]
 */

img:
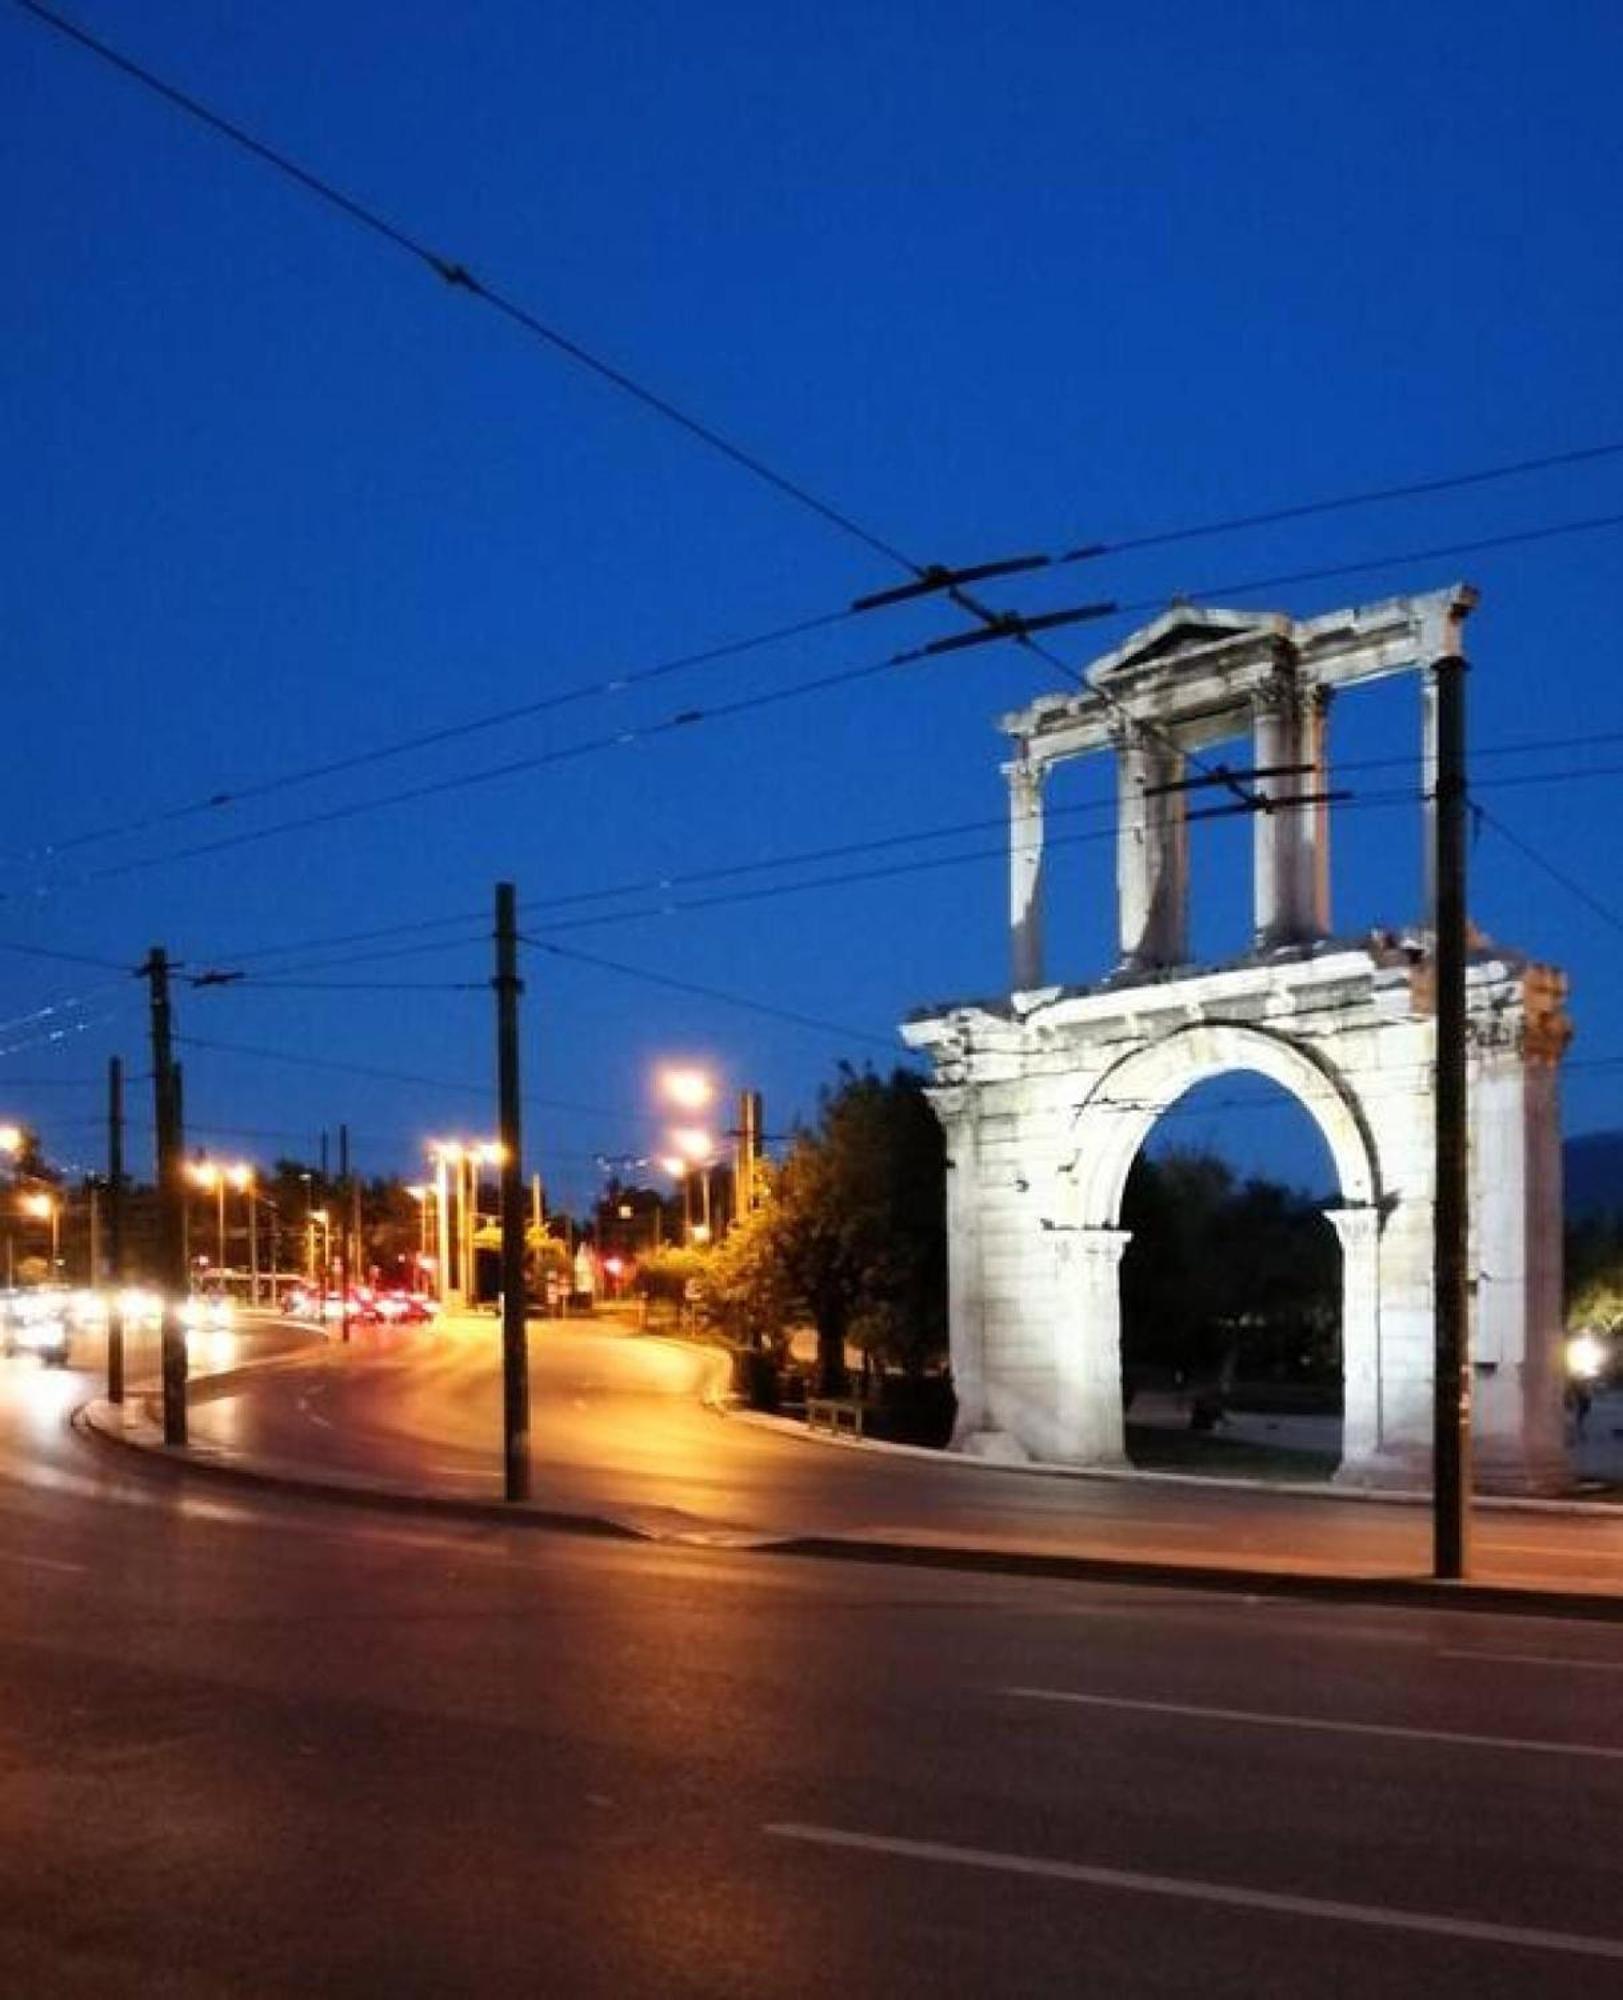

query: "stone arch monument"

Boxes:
[903, 585, 1572, 1489]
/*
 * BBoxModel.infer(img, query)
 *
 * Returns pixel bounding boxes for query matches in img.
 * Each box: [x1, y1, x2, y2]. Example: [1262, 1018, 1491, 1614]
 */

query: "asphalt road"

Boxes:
[117, 1314, 1623, 1594]
[5, 1331, 1623, 1994]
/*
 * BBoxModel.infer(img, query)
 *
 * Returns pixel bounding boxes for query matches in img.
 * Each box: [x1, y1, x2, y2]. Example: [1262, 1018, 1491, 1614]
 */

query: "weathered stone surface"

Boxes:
[908, 588, 1572, 1492]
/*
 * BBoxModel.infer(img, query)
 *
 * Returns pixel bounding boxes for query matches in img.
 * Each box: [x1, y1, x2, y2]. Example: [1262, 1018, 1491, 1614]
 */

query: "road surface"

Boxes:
[3, 1326, 1622, 1994]
[105, 1314, 1623, 1596]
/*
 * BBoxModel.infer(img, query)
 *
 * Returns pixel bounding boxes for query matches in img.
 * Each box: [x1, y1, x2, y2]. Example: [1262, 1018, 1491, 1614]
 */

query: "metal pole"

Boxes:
[248, 1191, 259, 1305]
[338, 1123, 351, 1343]
[494, 882, 530, 1501]
[141, 947, 187, 1445]
[434, 1154, 450, 1304]
[107, 1055, 125, 1404]
[1432, 648, 1471, 1579]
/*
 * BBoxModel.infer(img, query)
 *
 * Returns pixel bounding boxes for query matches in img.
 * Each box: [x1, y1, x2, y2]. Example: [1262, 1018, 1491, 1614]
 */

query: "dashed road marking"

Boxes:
[1003, 1685, 1623, 1761]
[765, 1823, 1623, 1962]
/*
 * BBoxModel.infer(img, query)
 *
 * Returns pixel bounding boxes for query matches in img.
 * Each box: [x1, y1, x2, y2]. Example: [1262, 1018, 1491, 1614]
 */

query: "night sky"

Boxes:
[5, 0, 1622, 1209]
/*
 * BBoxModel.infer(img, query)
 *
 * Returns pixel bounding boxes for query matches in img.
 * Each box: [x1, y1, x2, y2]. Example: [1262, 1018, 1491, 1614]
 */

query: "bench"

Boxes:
[806, 1396, 867, 1438]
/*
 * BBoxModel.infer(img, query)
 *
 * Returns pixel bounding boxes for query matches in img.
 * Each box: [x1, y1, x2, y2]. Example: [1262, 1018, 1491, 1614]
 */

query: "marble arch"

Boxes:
[903, 586, 1572, 1489]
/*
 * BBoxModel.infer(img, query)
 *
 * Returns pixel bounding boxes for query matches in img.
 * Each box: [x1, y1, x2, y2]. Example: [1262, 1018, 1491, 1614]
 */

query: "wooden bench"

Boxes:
[806, 1396, 867, 1438]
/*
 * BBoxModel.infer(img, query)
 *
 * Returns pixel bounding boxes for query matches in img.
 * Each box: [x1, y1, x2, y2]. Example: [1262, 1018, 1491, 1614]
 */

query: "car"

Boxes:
[374, 1290, 437, 1325]
[2, 1289, 72, 1366]
[182, 1293, 235, 1331]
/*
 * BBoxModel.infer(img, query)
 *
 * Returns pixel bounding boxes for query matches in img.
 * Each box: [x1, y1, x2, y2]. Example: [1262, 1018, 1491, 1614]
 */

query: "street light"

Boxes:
[407, 1184, 432, 1293]
[669, 1127, 717, 1241]
[0, 1127, 23, 1286]
[658, 1066, 715, 1115]
[308, 1208, 331, 1287]
[426, 1139, 502, 1307]
[20, 1189, 59, 1275]
[227, 1165, 258, 1302]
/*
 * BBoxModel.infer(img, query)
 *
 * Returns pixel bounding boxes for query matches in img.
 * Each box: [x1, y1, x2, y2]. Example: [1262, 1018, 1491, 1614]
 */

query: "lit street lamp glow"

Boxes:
[658, 1067, 715, 1114]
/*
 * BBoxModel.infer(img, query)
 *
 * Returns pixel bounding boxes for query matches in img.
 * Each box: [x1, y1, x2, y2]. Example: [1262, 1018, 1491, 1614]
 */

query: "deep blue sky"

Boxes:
[4, 0, 1622, 1207]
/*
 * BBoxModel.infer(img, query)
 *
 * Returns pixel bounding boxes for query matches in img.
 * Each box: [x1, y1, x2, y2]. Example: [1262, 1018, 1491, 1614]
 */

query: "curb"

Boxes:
[725, 1409, 1623, 1518]
[71, 1396, 1623, 1623]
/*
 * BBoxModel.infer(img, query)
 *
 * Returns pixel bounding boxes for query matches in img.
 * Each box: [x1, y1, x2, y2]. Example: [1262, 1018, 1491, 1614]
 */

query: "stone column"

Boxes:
[1252, 670, 1306, 949]
[1116, 726, 1187, 971]
[1051, 1225, 1130, 1466]
[940, 1100, 992, 1449]
[1294, 687, 1332, 940]
[1007, 757, 1046, 991]
[1468, 972, 1572, 1491]
[1420, 665, 1440, 920]
[1325, 1204, 1383, 1482]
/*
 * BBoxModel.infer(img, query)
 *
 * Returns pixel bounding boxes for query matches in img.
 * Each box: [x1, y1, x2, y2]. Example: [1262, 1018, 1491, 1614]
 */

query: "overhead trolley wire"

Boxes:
[4, 607, 854, 871]
[522, 937, 900, 1053]
[1055, 439, 1623, 565]
[1478, 804, 1623, 943]
[12, 0, 919, 577]
[7, 0, 1265, 828]
[7, 504, 1610, 912]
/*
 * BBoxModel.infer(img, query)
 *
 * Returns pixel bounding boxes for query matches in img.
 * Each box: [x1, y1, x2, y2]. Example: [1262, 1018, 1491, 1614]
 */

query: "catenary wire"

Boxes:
[20, 501, 1623, 910]
[520, 937, 900, 1052]
[6, 606, 854, 868]
[11, 0, 922, 576]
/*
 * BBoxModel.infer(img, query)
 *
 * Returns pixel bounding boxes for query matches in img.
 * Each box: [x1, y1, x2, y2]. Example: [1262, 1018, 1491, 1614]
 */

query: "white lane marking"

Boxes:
[764, 1823, 1623, 1964]
[1440, 1648, 1623, 1675]
[0, 1550, 87, 1574]
[1004, 1687, 1623, 1762]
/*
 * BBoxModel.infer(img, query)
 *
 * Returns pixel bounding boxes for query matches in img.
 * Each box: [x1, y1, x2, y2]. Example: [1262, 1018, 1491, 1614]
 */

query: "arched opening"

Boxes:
[1117, 1075, 1344, 1477]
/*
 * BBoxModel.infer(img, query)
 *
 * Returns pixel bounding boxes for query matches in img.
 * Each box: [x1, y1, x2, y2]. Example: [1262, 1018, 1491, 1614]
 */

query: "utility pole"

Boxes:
[107, 1055, 125, 1404]
[494, 882, 530, 1501]
[1432, 648, 1471, 1579]
[734, 1089, 763, 1223]
[174, 1059, 188, 1273]
[338, 1123, 352, 1344]
[139, 948, 187, 1446]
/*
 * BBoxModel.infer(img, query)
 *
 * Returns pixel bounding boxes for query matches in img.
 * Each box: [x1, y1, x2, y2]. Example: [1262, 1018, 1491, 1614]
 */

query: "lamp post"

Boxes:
[228, 1165, 256, 1302]
[669, 1127, 718, 1244]
[407, 1184, 432, 1294]
[467, 1143, 504, 1303]
[0, 1125, 22, 1285]
[308, 1209, 331, 1288]
[657, 1067, 719, 1246]
[189, 1161, 225, 1271]
[20, 1192, 57, 1272]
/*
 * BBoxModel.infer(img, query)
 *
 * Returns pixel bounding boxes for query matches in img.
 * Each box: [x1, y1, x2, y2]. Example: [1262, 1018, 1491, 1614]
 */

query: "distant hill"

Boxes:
[1565, 1133, 1623, 1218]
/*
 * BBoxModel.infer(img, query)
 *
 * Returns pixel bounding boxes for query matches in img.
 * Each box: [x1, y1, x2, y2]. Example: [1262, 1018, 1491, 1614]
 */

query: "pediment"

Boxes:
[1088, 604, 1282, 683]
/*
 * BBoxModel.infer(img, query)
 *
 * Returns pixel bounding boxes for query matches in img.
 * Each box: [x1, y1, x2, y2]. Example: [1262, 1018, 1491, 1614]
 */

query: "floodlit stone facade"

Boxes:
[903, 586, 1572, 1490]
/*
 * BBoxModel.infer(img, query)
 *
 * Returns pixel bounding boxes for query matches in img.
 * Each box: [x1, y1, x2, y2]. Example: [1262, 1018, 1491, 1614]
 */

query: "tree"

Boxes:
[766, 1065, 946, 1396]
[704, 1167, 796, 1356]
[1119, 1148, 1340, 1391]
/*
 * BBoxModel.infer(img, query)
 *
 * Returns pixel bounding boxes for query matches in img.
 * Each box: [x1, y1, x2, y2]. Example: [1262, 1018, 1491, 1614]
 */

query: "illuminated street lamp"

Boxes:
[188, 1159, 252, 1274]
[669, 1127, 718, 1241]
[426, 1139, 503, 1306]
[406, 1184, 432, 1292]
[0, 1127, 22, 1286]
[20, 1189, 59, 1274]
[308, 1208, 332, 1286]
[658, 1066, 715, 1115]
[226, 1164, 259, 1302]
